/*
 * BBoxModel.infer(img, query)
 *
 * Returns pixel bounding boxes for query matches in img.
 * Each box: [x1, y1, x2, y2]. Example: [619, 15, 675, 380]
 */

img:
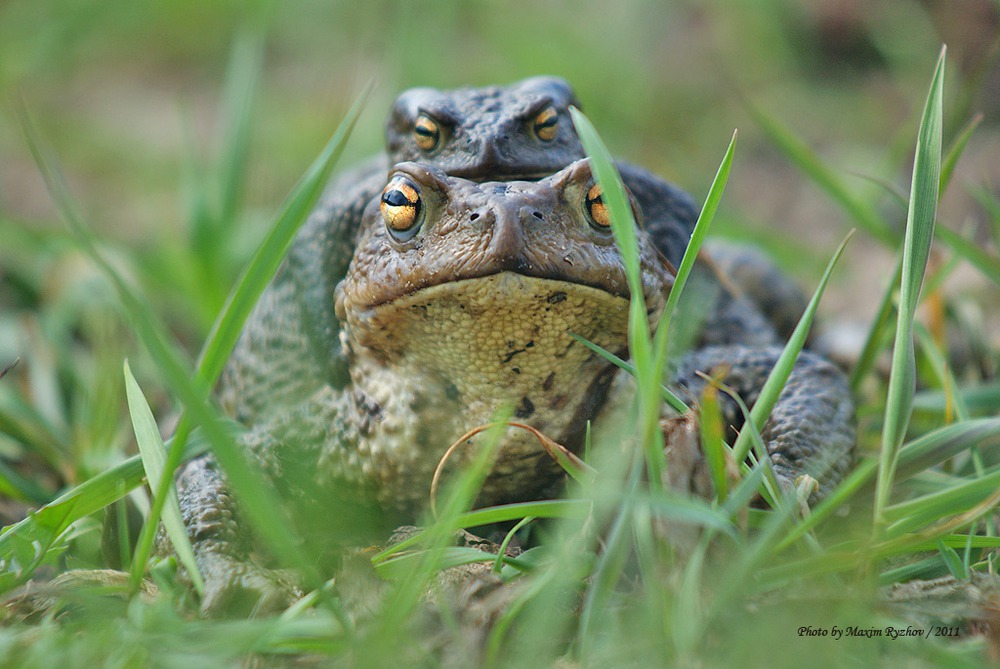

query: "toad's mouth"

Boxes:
[348, 261, 636, 315]
[343, 272, 633, 368]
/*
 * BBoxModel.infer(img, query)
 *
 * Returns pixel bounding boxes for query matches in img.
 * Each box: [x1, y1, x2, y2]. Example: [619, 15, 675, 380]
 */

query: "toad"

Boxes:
[171, 158, 854, 613]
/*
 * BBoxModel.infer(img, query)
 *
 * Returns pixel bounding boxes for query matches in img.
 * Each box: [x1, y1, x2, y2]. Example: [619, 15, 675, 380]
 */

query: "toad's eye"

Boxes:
[532, 105, 559, 142]
[585, 183, 611, 229]
[380, 178, 423, 240]
[413, 114, 441, 152]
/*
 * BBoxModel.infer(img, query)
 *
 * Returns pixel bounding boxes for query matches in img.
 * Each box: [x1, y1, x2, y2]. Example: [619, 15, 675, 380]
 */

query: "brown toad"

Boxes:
[170, 157, 854, 614]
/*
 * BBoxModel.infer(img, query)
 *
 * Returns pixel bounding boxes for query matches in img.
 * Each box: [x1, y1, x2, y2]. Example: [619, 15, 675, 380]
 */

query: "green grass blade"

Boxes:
[749, 105, 894, 245]
[935, 538, 968, 580]
[731, 231, 853, 463]
[196, 81, 372, 386]
[970, 186, 1000, 244]
[715, 380, 782, 509]
[935, 225, 1000, 287]
[914, 323, 970, 423]
[659, 130, 737, 339]
[885, 466, 1000, 536]
[371, 499, 591, 562]
[375, 546, 527, 580]
[940, 113, 982, 193]
[912, 382, 1000, 416]
[0, 430, 211, 589]
[774, 418, 1000, 553]
[19, 103, 318, 586]
[698, 383, 729, 502]
[848, 256, 901, 392]
[0, 391, 67, 480]
[129, 83, 373, 588]
[123, 360, 203, 595]
[568, 332, 688, 413]
[571, 107, 663, 487]
[875, 47, 946, 522]
[216, 28, 263, 231]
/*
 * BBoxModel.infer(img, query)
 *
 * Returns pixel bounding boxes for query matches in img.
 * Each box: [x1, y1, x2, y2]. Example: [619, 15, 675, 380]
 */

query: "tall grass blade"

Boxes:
[749, 105, 894, 245]
[698, 382, 729, 501]
[847, 255, 900, 393]
[875, 47, 946, 521]
[18, 102, 316, 585]
[567, 332, 688, 413]
[660, 130, 737, 335]
[935, 225, 1000, 287]
[885, 464, 1000, 536]
[571, 107, 663, 486]
[970, 186, 1000, 245]
[731, 231, 853, 464]
[774, 418, 1000, 554]
[196, 81, 372, 386]
[0, 430, 211, 588]
[123, 360, 203, 594]
[216, 29, 263, 231]
[914, 323, 970, 423]
[940, 113, 982, 193]
[124, 84, 372, 587]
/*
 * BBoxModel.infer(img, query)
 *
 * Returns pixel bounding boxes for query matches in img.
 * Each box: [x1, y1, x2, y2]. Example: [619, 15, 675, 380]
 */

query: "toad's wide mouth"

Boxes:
[341, 262, 637, 317]
[342, 272, 633, 367]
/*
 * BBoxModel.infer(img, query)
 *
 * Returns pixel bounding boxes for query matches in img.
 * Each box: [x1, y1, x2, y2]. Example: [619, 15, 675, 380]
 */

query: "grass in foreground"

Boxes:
[0, 42, 999, 669]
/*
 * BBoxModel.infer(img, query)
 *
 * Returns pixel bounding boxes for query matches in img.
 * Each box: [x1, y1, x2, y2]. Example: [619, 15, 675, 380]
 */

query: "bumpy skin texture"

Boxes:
[168, 80, 853, 614]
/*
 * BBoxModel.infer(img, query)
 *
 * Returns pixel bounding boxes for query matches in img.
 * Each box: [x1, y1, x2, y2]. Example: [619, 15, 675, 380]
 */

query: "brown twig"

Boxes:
[429, 421, 596, 518]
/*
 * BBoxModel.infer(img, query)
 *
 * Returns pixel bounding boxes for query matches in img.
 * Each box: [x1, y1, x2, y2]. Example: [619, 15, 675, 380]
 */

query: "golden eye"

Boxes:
[533, 105, 559, 142]
[380, 178, 422, 239]
[585, 183, 611, 229]
[414, 114, 441, 152]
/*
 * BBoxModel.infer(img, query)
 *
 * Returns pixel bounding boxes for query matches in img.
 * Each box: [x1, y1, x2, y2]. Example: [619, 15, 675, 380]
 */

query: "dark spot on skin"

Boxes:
[549, 395, 568, 410]
[547, 292, 567, 304]
[353, 390, 383, 436]
[503, 347, 528, 363]
[515, 397, 535, 418]
[512, 367, 521, 374]
[542, 372, 555, 391]
[502, 340, 535, 364]
[445, 383, 460, 401]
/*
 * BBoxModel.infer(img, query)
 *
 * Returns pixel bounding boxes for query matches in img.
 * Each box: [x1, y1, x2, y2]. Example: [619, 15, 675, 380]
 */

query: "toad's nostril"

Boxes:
[470, 212, 480, 222]
[532, 210, 544, 221]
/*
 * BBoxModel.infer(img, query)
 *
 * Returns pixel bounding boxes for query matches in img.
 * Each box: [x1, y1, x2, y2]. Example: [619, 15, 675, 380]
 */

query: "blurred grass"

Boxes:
[0, 0, 999, 667]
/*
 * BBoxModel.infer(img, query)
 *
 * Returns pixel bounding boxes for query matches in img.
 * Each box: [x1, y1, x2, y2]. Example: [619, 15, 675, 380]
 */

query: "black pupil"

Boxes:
[383, 189, 414, 207]
[415, 124, 436, 137]
[536, 116, 557, 128]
